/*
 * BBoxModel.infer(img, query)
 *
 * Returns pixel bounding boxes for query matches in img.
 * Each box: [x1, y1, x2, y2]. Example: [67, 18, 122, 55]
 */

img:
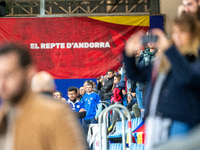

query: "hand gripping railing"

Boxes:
[98, 104, 132, 150]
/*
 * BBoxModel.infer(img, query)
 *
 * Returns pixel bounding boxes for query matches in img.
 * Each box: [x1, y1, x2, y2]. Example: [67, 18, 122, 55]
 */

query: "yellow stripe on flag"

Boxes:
[89, 16, 149, 27]
[137, 132, 143, 144]
[126, 133, 130, 144]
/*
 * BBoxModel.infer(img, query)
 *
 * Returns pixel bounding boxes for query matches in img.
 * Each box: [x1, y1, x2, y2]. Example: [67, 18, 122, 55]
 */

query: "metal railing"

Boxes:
[98, 104, 132, 150]
[4, 0, 150, 17]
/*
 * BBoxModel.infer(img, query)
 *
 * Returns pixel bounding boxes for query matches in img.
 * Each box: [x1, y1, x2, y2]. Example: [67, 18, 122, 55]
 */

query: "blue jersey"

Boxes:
[82, 92, 101, 120]
[66, 99, 85, 112]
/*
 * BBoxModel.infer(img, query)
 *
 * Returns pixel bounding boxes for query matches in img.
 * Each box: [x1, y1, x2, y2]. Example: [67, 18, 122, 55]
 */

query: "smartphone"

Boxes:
[141, 35, 158, 45]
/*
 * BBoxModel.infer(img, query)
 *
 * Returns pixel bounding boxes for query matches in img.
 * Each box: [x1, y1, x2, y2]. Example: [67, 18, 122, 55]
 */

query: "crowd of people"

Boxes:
[52, 68, 140, 134]
[1, 0, 200, 150]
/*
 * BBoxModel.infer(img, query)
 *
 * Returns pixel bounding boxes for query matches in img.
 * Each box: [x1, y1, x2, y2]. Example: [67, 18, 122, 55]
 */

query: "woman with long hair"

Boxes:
[124, 13, 200, 149]
[110, 75, 124, 104]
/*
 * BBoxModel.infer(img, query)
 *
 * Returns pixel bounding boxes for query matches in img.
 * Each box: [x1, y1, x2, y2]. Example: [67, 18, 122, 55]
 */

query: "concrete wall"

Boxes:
[160, 0, 182, 34]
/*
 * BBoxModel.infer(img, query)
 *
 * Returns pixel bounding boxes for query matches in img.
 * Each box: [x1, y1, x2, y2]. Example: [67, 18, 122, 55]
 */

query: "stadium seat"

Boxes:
[129, 144, 144, 150]
[108, 118, 143, 138]
[108, 121, 123, 138]
[132, 117, 143, 131]
[109, 143, 123, 150]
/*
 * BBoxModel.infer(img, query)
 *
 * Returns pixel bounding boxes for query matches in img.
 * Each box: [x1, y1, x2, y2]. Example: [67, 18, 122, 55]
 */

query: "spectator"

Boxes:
[31, 71, 55, 96]
[144, 40, 159, 65]
[0, 43, 88, 150]
[125, 94, 139, 118]
[124, 13, 200, 149]
[83, 80, 90, 92]
[80, 86, 86, 96]
[134, 43, 158, 114]
[67, 87, 86, 120]
[127, 95, 135, 112]
[110, 75, 125, 104]
[53, 91, 66, 102]
[118, 67, 122, 75]
[121, 89, 127, 107]
[79, 86, 86, 101]
[77, 93, 82, 101]
[122, 91, 137, 117]
[91, 81, 98, 93]
[82, 81, 102, 133]
[110, 75, 126, 122]
[120, 63, 126, 82]
[134, 49, 147, 112]
[97, 77, 101, 83]
[98, 69, 115, 103]
[53, 90, 62, 99]
[32, 71, 67, 103]
[96, 77, 102, 95]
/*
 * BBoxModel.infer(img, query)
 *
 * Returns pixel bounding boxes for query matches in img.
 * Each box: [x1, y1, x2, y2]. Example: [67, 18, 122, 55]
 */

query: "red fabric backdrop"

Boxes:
[0, 17, 149, 79]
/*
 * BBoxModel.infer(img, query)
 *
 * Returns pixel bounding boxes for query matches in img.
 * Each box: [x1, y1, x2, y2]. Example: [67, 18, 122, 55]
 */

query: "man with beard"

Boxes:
[0, 43, 88, 150]
[67, 87, 86, 120]
[178, 0, 200, 18]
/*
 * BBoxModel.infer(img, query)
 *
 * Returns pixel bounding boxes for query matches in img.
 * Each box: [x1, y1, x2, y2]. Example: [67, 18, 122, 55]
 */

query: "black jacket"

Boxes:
[124, 46, 200, 126]
[98, 76, 114, 101]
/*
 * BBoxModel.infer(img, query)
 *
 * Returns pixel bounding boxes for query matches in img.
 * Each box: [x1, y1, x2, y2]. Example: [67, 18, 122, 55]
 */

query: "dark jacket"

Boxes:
[127, 99, 137, 111]
[114, 81, 126, 89]
[136, 48, 158, 67]
[136, 48, 158, 91]
[98, 76, 114, 101]
[124, 45, 200, 126]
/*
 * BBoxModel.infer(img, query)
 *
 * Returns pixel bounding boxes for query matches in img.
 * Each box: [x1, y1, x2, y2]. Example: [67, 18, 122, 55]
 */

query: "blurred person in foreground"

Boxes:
[124, 13, 200, 150]
[153, 123, 200, 150]
[0, 43, 88, 150]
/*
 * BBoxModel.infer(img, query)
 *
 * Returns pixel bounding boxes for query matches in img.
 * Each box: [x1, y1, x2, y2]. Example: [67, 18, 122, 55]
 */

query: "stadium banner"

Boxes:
[0, 16, 149, 97]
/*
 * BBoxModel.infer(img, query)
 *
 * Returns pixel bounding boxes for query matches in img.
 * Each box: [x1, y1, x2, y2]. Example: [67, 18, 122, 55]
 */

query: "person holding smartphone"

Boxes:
[124, 13, 200, 150]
